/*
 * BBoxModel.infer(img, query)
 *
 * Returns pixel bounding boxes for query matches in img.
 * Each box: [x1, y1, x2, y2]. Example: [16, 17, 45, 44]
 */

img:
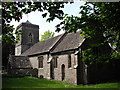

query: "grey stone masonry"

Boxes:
[15, 22, 39, 55]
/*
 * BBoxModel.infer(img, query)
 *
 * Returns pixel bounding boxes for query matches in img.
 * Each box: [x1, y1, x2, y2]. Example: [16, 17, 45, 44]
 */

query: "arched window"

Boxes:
[29, 33, 32, 43]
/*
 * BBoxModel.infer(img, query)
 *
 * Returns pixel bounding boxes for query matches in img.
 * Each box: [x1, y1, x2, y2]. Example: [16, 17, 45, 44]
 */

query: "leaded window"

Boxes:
[53, 56, 58, 68]
[68, 54, 72, 68]
[29, 33, 32, 43]
[38, 56, 43, 68]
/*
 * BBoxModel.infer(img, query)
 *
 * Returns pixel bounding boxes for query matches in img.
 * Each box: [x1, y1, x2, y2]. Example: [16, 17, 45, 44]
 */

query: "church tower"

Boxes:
[15, 20, 39, 55]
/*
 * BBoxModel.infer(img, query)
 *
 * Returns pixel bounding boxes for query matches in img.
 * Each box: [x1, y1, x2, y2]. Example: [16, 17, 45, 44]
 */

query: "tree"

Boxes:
[2, 2, 120, 65]
[55, 2, 120, 63]
[2, 2, 67, 67]
[2, 2, 67, 44]
[40, 30, 55, 41]
[56, 2, 120, 48]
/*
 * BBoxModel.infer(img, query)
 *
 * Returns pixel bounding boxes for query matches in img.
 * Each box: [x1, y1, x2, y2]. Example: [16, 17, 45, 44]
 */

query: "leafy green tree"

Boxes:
[40, 30, 55, 41]
[56, 2, 120, 49]
[55, 2, 120, 63]
[2, 2, 120, 65]
[2, 2, 67, 44]
[2, 2, 67, 67]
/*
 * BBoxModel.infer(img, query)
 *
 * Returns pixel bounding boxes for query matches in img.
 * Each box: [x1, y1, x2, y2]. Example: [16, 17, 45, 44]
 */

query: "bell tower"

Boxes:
[15, 20, 39, 55]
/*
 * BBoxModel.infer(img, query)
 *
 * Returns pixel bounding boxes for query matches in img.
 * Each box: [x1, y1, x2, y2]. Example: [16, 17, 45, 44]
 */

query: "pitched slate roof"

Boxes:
[51, 31, 85, 53]
[21, 31, 84, 56]
[21, 34, 63, 56]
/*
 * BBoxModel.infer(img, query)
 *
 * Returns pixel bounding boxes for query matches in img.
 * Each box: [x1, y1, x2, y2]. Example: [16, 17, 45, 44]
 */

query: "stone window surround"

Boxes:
[53, 56, 58, 68]
[38, 56, 43, 68]
[68, 54, 72, 68]
[29, 33, 33, 43]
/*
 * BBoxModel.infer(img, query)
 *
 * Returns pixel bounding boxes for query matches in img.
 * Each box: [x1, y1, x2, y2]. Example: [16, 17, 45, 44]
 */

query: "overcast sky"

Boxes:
[10, 2, 85, 39]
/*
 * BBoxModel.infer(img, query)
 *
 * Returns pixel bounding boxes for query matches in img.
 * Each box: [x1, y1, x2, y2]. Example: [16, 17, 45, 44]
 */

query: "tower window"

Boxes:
[29, 33, 32, 43]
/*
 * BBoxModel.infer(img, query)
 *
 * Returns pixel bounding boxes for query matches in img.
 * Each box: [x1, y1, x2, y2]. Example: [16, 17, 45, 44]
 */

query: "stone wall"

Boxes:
[9, 69, 33, 75]
[38, 54, 50, 79]
[22, 23, 39, 45]
[15, 23, 39, 55]
[8, 55, 34, 76]
[29, 54, 51, 79]
[52, 53, 78, 85]
[29, 56, 38, 69]
[28, 53, 78, 85]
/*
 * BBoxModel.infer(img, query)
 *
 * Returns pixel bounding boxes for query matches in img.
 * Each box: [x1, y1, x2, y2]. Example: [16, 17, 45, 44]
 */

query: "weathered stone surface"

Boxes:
[15, 22, 39, 55]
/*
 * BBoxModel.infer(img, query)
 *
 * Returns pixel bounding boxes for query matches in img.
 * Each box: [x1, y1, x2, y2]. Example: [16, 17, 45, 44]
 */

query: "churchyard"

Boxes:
[2, 76, 120, 88]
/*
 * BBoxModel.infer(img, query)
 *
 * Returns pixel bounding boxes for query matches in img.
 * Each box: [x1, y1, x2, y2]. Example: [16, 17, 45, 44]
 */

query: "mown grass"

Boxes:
[2, 76, 120, 88]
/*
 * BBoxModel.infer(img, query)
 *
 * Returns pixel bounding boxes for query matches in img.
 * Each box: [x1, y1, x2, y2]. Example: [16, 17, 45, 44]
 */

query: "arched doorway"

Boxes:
[61, 64, 65, 81]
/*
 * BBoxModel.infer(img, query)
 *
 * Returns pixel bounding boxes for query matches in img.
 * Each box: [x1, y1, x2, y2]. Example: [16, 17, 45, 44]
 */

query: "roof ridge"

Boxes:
[51, 31, 85, 53]
[21, 31, 85, 56]
[49, 32, 67, 52]
[39, 34, 62, 43]
[21, 33, 65, 56]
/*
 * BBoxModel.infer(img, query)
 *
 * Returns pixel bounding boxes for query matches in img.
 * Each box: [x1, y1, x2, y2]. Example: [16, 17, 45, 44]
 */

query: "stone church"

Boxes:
[8, 21, 114, 85]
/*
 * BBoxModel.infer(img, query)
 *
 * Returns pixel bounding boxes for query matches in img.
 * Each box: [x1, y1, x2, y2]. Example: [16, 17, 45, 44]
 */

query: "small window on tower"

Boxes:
[29, 33, 32, 43]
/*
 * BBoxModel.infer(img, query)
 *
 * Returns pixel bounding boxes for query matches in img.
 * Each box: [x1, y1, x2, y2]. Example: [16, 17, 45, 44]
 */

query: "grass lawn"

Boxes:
[2, 76, 120, 88]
